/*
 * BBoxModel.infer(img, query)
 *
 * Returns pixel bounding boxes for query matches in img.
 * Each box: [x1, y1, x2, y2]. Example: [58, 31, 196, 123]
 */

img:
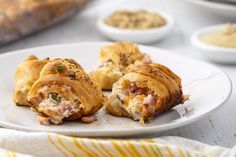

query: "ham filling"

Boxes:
[37, 85, 82, 125]
[117, 82, 158, 122]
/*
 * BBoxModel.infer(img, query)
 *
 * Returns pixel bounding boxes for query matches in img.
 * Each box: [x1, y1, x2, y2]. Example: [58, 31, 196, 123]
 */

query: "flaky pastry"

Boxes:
[90, 42, 152, 90]
[27, 58, 103, 125]
[105, 63, 188, 124]
[13, 55, 49, 106]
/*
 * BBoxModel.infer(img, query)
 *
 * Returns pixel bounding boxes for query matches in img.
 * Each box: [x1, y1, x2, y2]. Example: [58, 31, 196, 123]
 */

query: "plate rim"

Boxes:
[0, 42, 232, 137]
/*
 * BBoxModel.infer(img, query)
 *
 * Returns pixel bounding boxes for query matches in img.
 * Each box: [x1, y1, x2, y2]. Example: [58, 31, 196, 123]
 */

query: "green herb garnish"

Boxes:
[56, 65, 65, 72]
[48, 93, 61, 104]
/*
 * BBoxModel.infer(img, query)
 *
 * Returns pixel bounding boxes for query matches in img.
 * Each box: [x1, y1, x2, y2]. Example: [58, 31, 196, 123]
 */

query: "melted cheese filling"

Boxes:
[37, 85, 82, 125]
[38, 98, 81, 125]
[116, 89, 157, 122]
[124, 95, 145, 120]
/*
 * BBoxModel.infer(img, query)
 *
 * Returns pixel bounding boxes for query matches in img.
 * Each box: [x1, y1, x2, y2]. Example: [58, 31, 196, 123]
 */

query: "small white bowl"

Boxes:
[191, 24, 236, 64]
[97, 9, 174, 44]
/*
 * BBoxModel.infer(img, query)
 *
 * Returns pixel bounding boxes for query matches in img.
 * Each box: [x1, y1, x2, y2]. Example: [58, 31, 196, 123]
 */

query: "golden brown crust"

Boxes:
[99, 42, 144, 67]
[13, 55, 49, 106]
[27, 58, 103, 123]
[105, 63, 187, 122]
[90, 42, 152, 90]
[130, 64, 182, 87]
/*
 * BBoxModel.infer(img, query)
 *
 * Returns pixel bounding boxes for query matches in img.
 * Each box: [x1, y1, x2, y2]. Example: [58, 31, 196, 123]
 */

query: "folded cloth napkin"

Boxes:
[0, 128, 235, 157]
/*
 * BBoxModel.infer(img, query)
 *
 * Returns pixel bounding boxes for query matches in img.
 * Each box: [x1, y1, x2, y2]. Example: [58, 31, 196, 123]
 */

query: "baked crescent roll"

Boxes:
[105, 63, 188, 124]
[90, 42, 152, 90]
[13, 55, 49, 106]
[27, 58, 103, 125]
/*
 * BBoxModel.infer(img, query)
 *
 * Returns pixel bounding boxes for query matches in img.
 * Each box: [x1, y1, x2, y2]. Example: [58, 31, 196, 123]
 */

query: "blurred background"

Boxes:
[0, 0, 235, 54]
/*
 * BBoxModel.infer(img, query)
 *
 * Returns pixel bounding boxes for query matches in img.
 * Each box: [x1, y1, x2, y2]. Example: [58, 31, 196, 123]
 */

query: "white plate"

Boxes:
[191, 23, 236, 64]
[97, 9, 174, 44]
[0, 42, 232, 137]
[185, 0, 236, 19]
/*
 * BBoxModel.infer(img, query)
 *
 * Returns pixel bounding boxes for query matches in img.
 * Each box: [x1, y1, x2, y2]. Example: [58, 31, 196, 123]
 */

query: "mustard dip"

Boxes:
[201, 23, 236, 48]
[104, 10, 166, 30]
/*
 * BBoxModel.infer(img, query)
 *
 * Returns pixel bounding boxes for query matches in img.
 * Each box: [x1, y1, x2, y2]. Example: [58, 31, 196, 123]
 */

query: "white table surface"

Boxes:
[0, 0, 235, 148]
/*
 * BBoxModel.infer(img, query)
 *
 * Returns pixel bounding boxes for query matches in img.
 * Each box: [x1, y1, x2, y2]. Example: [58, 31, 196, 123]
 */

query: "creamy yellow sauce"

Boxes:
[201, 23, 236, 48]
